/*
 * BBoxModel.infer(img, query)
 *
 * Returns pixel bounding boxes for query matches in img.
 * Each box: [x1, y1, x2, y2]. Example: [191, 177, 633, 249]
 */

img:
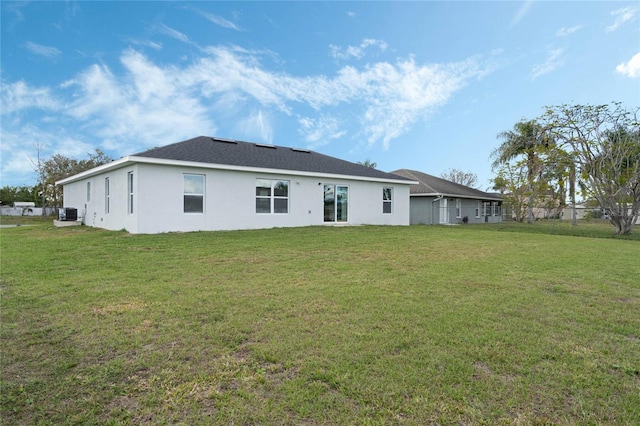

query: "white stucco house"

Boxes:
[56, 136, 416, 234]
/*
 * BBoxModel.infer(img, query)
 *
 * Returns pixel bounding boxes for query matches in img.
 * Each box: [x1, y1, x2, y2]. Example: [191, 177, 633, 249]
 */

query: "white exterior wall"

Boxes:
[62, 163, 411, 234]
[63, 164, 138, 232]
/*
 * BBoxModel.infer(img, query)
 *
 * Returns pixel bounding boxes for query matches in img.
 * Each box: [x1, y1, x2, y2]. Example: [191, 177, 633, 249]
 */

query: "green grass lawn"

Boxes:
[1, 220, 639, 424]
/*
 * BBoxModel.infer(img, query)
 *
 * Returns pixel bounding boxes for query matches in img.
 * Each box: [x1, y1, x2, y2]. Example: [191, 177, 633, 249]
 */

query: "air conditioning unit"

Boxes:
[59, 207, 78, 221]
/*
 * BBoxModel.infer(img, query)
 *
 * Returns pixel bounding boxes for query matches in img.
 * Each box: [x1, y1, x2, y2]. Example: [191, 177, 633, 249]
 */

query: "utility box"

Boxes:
[59, 208, 78, 221]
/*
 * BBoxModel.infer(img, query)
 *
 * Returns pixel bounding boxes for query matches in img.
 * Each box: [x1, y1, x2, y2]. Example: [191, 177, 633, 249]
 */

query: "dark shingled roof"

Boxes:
[133, 136, 412, 182]
[391, 169, 501, 200]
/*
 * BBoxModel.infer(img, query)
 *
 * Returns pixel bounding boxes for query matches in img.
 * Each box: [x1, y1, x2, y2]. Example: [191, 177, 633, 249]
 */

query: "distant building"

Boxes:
[391, 169, 502, 225]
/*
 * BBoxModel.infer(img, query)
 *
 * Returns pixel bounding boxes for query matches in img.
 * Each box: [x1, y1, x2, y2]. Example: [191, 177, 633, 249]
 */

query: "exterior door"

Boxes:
[324, 184, 348, 223]
[439, 198, 449, 224]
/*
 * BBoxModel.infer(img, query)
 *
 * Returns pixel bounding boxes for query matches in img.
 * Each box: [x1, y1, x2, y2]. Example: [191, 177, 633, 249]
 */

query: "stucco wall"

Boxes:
[62, 163, 411, 234]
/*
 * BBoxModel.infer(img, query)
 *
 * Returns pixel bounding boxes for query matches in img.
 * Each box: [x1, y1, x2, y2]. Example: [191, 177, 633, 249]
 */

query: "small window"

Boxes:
[86, 181, 91, 202]
[256, 179, 289, 214]
[383, 187, 393, 214]
[475, 201, 480, 218]
[105, 178, 110, 214]
[127, 172, 134, 214]
[456, 199, 461, 218]
[184, 174, 205, 214]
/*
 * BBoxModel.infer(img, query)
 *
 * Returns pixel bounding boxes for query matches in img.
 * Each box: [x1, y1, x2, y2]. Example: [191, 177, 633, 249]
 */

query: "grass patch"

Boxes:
[2, 222, 639, 424]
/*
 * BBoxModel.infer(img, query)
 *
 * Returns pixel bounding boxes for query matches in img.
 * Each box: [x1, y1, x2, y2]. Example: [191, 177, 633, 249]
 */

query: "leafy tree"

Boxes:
[492, 119, 552, 223]
[0, 185, 40, 206]
[541, 103, 640, 235]
[357, 159, 377, 168]
[491, 161, 546, 223]
[38, 149, 113, 208]
[440, 168, 478, 188]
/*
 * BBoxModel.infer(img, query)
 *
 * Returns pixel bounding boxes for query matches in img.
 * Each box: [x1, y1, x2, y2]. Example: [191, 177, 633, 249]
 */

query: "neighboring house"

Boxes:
[57, 136, 415, 234]
[391, 169, 502, 225]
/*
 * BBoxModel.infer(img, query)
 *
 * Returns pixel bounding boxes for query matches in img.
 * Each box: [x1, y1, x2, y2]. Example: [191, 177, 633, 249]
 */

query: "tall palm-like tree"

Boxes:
[492, 119, 550, 224]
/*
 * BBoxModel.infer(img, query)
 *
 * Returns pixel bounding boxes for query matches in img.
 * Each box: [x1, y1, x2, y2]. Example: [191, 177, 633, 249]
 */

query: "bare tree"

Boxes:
[440, 168, 478, 188]
[541, 103, 640, 235]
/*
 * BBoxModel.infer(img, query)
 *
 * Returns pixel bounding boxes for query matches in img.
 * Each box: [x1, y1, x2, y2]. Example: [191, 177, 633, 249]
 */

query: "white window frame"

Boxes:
[493, 201, 501, 217]
[255, 179, 289, 214]
[324, 184, 349, 223]
[183, 174, 205, 214]
[483, 201, 491, 217]
[475, 201, 480, 218]
[127, 172, 134, 215]
[105, 178, 110, 214]
[456, 199, 461, 218]
[383, 187, 393, 214]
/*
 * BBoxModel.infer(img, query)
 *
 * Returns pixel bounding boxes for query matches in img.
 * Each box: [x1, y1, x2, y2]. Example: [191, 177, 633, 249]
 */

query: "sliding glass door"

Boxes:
[324, 184, 348, 223]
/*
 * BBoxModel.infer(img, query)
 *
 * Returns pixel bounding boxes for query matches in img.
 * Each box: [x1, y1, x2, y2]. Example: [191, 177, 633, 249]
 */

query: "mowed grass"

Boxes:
[1, 220, 639, 425]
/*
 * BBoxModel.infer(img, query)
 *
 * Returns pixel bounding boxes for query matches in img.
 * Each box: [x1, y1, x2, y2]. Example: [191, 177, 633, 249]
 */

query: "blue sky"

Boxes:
[2, 1, 639, 190]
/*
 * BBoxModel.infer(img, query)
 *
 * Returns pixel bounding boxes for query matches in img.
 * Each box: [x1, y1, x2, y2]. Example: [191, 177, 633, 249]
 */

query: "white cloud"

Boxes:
[157, 24, 191, 44]
[1, 45, 491, 184]
[198, 11, 242, 31]
[62, 50, 216, 151]
[616, 52, 640, 78]
[606, 7, 638, 32]
[531, 48, 564, 80]
[330, 39, 388, 61]
[0, 80, 61, 114]
[510, 1, 534, 28]
[126, 38, 163, 50]
[235, 109, 273, 143]
[25, 41, 62, 58]
[298, 115, 347, 148]
[556, 25, 583, 37]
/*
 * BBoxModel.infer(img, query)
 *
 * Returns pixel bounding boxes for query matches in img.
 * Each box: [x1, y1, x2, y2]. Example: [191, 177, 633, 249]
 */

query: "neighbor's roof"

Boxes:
[391, 169, 501, 200]
[58, 136, 415, 185]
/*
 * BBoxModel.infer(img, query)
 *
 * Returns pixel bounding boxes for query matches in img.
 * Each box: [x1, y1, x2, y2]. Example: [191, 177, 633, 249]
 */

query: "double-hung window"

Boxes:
[383, 187, 393, 214]
[256, 179, 289, 214]
[127, 172, 134, 214]
[184, 174, 205, 214]
[324, 184, 348, 222]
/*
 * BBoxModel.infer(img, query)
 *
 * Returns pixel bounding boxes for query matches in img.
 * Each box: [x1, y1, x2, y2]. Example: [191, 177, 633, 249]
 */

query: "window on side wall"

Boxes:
[86, 181, 91, 202]
[383, 187, 393, 214]
[456, 199, 461, 218]
[105, 178, 110, 214]
[256, 179, 289, 214]
[493, 201, 501, 217]
[475, 201, 480, 218]
[184, 174, 205, 214]
[127, 172, 134, 214]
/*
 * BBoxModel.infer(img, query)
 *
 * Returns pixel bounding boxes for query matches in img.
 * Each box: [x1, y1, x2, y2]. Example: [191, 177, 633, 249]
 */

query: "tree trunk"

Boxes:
[569, 166, 577, 226]
[610, 216, 635, 235]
